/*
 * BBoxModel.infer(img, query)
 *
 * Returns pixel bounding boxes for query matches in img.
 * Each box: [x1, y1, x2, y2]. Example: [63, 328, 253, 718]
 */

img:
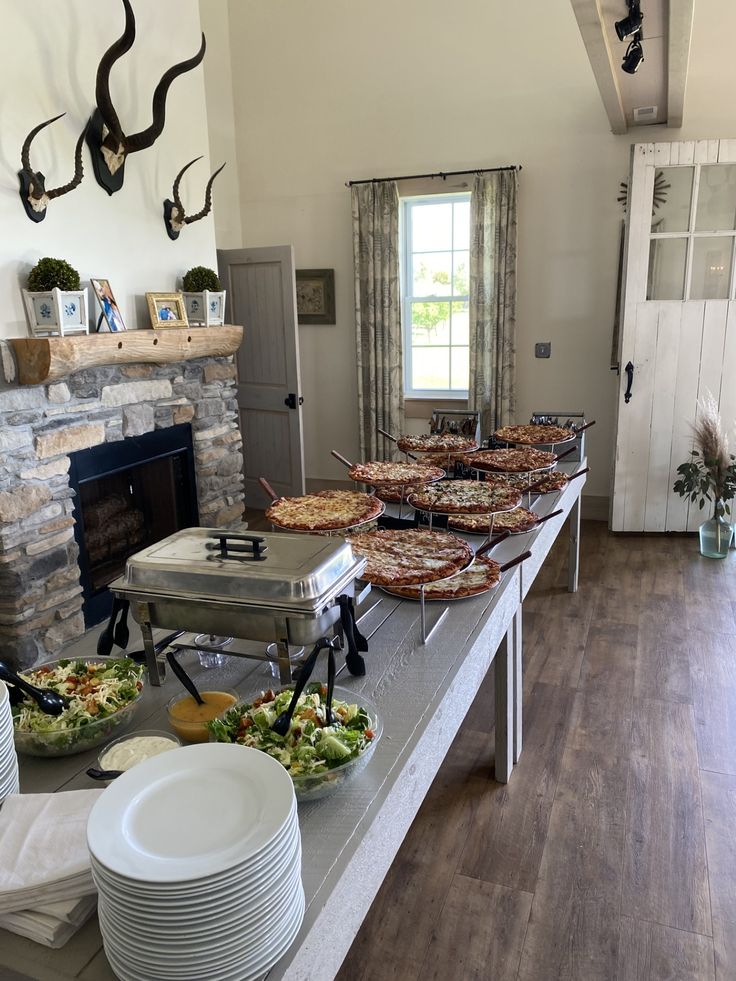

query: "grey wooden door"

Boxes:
[218, 246, 305, 507]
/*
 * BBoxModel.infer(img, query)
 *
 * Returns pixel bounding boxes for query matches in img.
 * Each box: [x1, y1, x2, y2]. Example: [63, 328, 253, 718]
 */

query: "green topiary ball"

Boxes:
[182, 266, 221, 292]
[27, 257, 81, 292]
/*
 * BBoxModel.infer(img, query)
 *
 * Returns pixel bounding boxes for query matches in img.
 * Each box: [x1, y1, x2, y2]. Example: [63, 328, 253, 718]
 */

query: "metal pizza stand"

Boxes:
[405, 479, 523, 539]
[493, 419, 595, 452]
[332, 450, 445, 520]
[377, 426, 479, 471]
[258, 477, 386, 536]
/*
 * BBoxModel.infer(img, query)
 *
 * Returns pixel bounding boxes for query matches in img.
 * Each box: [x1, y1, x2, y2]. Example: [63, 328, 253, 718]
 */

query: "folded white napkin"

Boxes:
[0, 791, 102, 914]
[0, 893, 98, 948]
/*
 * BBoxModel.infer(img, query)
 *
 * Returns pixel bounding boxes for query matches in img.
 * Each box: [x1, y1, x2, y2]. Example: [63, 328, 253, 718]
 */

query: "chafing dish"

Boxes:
[110, 529, 368, 686]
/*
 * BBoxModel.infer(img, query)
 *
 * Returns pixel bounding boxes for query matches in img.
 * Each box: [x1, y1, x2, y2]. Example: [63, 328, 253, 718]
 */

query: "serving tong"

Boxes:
[0, 660, 69, 716]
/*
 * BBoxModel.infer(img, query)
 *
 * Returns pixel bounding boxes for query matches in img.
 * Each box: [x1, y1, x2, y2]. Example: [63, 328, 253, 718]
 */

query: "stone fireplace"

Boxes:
[0, 342, 245, 670]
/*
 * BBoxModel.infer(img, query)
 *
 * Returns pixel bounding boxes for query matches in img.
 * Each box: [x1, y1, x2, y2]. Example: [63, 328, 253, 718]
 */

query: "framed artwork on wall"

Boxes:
[91, 278, 126, 332]
[295, 269, 335, 324]
[146, 292, 188, 328]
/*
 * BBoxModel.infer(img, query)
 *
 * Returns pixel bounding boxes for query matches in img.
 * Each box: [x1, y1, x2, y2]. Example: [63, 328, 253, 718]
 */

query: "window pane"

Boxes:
[411, 203, 452, 251]
[647, 238, 687, 299]
[412, 347, 450, 390]
[411, 302, 450, 345]
[453, 252, 469, 294]
[451, 302, 469, 344]
[450, 346, 469, 390]
[412, 253, 452, 296]
[652, 167, 693, 232]
[453, 200, 470, 250]
[695, 165, 736, 231]
[690, 237, 733, 299]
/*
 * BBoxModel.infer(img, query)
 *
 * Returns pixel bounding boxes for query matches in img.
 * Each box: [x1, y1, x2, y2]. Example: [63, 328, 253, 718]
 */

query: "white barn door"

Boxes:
[612, 140, 736, 531]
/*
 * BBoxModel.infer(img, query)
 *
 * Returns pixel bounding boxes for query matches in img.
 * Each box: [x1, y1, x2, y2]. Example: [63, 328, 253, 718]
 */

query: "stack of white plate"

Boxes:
[0, 682, 20, 804]
[87, 743, 304, 981]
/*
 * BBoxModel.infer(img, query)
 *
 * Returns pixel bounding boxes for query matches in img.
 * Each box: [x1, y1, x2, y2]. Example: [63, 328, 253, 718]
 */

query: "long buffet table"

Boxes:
[0, 462, 585, 981]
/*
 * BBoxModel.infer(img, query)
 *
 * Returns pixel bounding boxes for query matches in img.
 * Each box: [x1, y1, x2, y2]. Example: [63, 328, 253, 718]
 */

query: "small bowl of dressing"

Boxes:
[96, 730, 181, 783]
[166, 689, 239, 743]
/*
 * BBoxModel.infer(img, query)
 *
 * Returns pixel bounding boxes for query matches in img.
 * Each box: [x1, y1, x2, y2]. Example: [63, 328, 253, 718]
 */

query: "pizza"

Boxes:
[265, 489, 384, 531]
[407, 480, 522, 515]
[463, 448, 557, 473]
[345, 529, 473, 587]
[449, 507, 539, 535]
[347, 460, 445, 485]
[382, 555, 501, 600]
[396, 434, 478, 454]
[531, 471, 569, 494]
[372, 484, 422, 503]
[495, 424, 575, 445]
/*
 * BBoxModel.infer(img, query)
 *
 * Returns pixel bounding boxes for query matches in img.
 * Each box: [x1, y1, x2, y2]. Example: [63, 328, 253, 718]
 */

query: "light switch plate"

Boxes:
[535, 342, 551, 359]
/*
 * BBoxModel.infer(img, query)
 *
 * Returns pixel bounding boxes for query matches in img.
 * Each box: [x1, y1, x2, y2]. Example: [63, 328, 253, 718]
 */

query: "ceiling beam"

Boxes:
[570, 0, 628, 134]
[667, 0, 695, 128]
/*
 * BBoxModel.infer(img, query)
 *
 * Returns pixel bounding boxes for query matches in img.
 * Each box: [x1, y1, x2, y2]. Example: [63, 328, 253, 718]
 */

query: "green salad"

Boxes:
[208, 683, 376, 778]
[12, 658, 144, 756]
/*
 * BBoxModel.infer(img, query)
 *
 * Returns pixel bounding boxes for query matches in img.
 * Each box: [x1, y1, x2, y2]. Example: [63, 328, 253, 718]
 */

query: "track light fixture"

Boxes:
[621, 32, 644, 74]
[615, 0, 643, 41]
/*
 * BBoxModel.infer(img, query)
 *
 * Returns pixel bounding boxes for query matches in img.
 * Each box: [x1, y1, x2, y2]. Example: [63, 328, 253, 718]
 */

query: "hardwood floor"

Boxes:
[336, 522, 736, 981]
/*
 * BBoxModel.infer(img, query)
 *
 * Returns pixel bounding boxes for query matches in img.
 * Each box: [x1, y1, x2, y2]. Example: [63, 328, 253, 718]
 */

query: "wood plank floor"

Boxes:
[336, 522, 736, 981]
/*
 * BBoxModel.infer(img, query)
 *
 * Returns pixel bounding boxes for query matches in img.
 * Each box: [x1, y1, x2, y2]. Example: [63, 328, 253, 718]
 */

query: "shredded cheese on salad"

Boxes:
[208, 683, 376, 778]
[12, 658, 144, 735]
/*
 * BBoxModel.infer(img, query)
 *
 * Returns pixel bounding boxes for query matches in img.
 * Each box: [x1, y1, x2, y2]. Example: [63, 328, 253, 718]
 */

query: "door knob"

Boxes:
[624, 361, 634, 403]
[284, 393, 304, 409]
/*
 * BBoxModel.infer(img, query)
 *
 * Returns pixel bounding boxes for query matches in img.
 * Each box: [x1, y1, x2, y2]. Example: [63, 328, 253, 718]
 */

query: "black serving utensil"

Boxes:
[97, 596, 122, 657]
[271, 636, 339, 737]
[166, 650, 204, 706]
[0, 661, 68, 716]
[325, 640, 337, 726]
[113, 600, 130, 649]
[86, 767, 123, 782]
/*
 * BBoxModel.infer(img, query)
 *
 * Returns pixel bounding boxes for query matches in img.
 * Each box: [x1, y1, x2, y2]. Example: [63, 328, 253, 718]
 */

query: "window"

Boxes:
[401, 194, 470, 398]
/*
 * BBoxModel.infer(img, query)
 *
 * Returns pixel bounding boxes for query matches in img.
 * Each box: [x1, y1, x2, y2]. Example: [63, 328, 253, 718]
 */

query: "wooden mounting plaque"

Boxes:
[9, 325, 243, 385]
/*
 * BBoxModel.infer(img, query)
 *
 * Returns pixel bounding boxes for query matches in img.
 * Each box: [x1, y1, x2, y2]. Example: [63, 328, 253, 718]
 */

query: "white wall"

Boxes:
[0, 0, 217, 339]
[208, 0, 736, 500]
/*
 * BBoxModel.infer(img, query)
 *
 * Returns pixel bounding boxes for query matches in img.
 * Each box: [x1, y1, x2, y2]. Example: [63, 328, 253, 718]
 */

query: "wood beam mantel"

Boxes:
[9, 325, 243, 386]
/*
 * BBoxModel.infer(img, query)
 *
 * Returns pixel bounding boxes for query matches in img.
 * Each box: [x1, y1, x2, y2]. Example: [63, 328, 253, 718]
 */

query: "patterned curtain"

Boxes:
[468, 170, 518, 436]
[351, 181, 404, 461]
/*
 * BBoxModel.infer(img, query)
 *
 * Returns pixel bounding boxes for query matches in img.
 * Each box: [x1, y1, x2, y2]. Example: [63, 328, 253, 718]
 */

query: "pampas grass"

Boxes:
[693, 393, 730, 501]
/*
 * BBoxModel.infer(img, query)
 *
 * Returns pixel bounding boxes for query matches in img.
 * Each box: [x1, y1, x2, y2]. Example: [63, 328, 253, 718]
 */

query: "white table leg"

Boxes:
[494, 622, 514, 783]
[513, 605, 523, 763]
[568, 495, 581, 593]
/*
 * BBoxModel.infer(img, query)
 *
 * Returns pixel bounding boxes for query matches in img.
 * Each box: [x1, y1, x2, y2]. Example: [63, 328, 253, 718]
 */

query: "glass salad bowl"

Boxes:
[11, 657, 145, 758]
[208, 684, 383, 802]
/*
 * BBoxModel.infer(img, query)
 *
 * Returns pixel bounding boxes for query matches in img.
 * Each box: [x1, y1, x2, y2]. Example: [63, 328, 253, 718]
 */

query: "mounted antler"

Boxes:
[163, 158, 226, 240]
[18, 114, 87, 223]
[87, 0, 206, 195]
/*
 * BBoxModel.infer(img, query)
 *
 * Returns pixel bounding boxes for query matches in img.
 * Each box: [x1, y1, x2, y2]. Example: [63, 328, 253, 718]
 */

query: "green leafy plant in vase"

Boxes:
[181, 266, 226, 327]
[673, 394, 736, 558]
[22, 257, 89, 337]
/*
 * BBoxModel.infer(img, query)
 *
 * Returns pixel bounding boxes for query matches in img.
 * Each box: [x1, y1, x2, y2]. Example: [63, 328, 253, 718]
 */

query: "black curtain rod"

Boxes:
[345, 164, 521, 188]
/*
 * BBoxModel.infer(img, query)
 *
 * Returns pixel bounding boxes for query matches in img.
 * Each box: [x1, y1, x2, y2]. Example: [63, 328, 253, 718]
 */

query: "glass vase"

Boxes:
[699, 502, 733, 558]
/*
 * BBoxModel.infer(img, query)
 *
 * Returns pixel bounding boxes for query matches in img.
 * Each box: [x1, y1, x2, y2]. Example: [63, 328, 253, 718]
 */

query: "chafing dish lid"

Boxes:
[122, 528, 364, 605]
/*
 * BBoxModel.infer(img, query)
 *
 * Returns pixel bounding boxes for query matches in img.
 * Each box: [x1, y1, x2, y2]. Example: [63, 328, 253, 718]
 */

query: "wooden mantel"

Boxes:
[9, 325, 243, 385]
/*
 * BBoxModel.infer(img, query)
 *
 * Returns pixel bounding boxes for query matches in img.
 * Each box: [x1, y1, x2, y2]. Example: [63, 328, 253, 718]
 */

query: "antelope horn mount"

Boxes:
[87, 0, 206, 195]
[163, 157, 226, 240]
[18, 114, 87, 223]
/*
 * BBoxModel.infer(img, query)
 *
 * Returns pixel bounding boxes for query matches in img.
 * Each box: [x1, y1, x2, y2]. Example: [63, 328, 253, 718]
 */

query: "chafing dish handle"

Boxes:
[210, 533, 267, 560]
[338, 594, 368, 676]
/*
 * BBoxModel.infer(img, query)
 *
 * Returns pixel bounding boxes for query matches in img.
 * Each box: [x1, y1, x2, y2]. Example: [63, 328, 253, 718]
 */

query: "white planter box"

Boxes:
[22, 288, 89, 337]
[181, 290, 226, 327]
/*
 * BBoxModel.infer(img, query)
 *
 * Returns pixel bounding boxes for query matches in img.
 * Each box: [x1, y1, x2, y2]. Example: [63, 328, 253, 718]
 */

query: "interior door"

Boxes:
[611, 140, 736, 532]
[218, 246, 305, 507]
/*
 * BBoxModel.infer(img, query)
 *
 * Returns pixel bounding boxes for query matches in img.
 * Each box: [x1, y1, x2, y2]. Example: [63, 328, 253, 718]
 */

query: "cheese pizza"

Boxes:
[449, 507, 539, 535]
[346, 529, 473, 587]
[266, 489, 384, 531]
[463, 448, 557, 473]
[382, 555, 501, 600]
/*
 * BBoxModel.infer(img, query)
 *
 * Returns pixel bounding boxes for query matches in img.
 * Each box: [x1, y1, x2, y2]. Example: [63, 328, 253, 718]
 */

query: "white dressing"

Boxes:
[100, 736, 177, 772]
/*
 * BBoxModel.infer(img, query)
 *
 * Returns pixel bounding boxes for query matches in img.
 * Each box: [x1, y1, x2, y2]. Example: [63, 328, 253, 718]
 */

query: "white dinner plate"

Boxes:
[100, 887, 304, 978]
[89, 802, 298, 894]
[95, 845, 301, 927]
[88, 744, 295, 882]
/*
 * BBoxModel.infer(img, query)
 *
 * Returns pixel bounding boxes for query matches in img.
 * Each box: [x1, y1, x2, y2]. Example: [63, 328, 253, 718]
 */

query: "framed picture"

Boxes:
[146, 292, 188, 329]
[91, 278, 126, 332]
[295, 269, 335, 325]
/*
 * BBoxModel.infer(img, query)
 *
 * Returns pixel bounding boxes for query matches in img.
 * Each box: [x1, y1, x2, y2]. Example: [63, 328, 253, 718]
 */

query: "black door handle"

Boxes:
[284, 393, 304, 409]
[624, 361, 634, 403]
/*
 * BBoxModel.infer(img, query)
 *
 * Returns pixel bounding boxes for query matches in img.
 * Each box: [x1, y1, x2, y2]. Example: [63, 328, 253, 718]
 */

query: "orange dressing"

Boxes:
[169, 691, 237, 743]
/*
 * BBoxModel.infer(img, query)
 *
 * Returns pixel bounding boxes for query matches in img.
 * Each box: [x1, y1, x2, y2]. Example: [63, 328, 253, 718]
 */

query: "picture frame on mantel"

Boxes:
[91, 278, 126, 333]
[295, 269, 335, 324]
[146, 292, 189, 329]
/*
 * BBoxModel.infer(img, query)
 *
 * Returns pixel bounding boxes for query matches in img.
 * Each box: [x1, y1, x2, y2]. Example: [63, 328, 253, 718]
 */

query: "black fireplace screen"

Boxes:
[69, 424, 198, 626]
